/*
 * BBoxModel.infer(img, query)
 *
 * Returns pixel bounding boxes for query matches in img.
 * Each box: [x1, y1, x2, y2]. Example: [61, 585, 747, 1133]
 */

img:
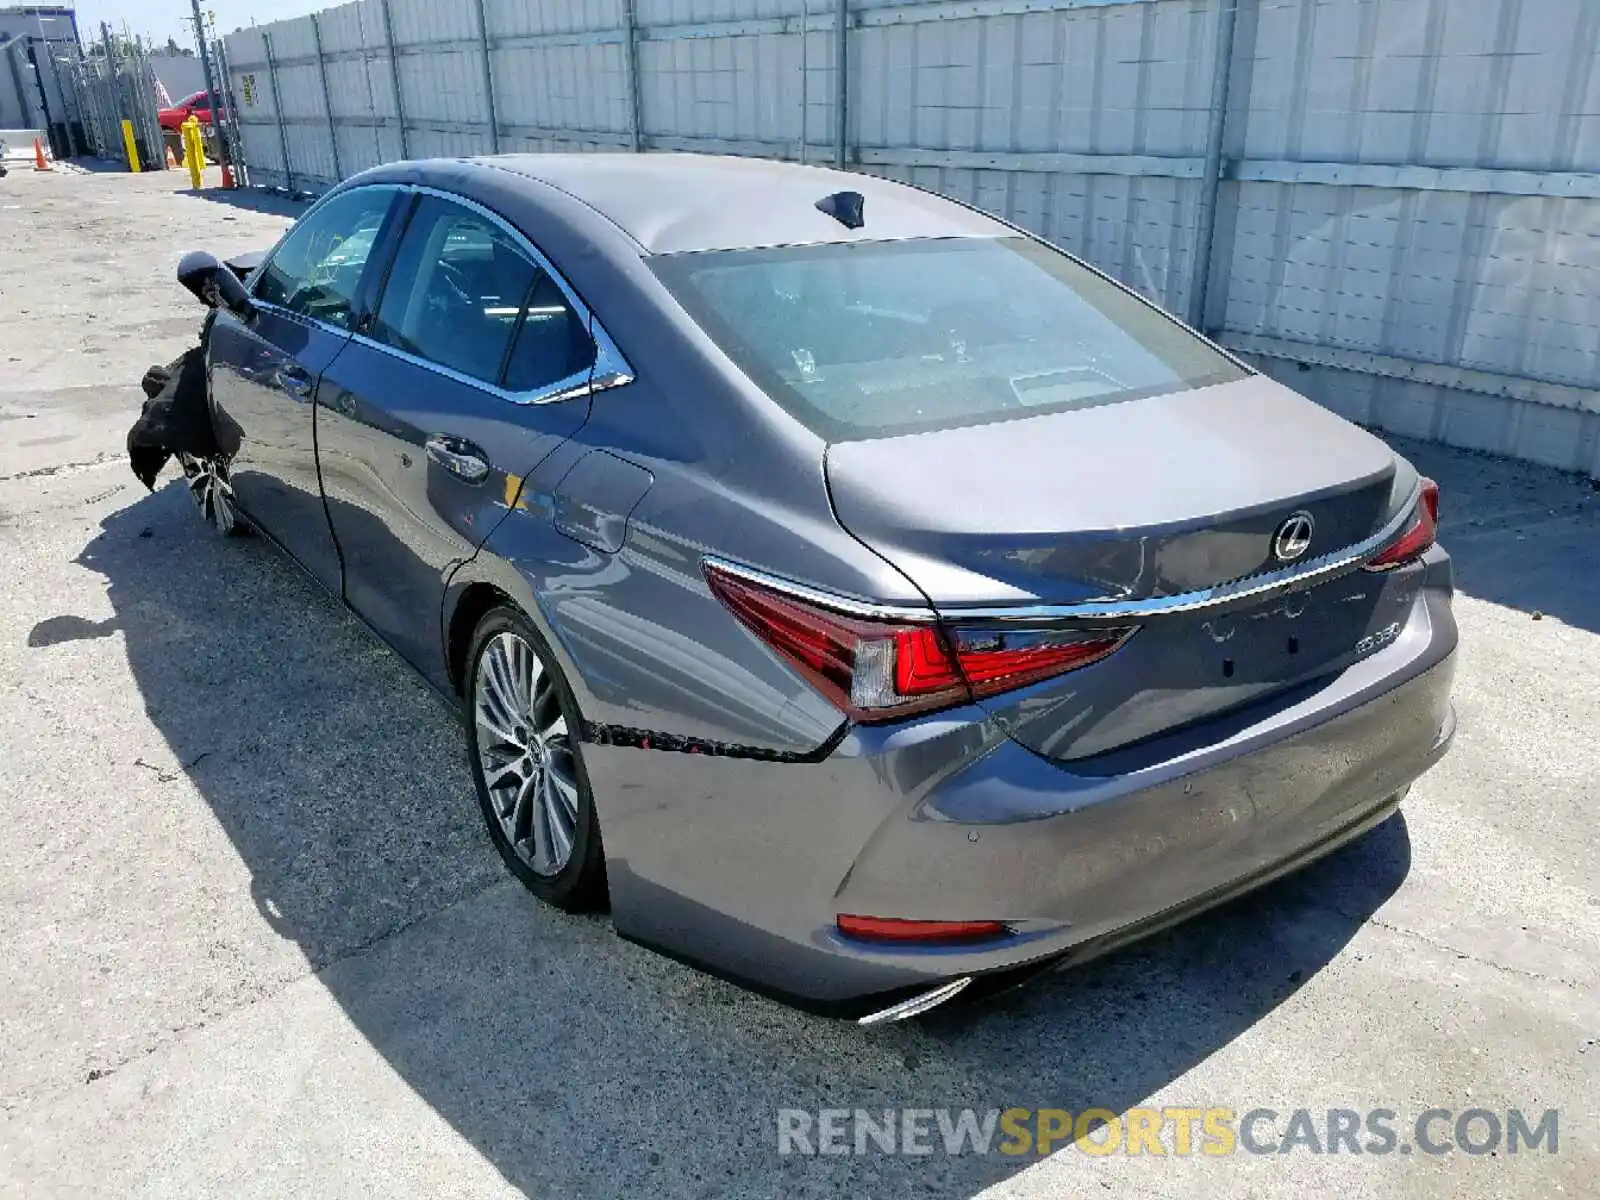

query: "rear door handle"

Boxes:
[425, 435, 491, 484]
[276, 364, 314, 399]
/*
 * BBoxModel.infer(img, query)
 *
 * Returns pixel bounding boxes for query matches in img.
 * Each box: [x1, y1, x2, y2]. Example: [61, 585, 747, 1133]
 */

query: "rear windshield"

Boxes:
[650, 236, 1247, 440]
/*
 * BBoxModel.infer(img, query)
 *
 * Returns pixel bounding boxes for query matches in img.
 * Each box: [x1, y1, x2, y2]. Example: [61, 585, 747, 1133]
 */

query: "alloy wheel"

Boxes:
[472, 631, 581, 877]
[177, 452, 238, 537]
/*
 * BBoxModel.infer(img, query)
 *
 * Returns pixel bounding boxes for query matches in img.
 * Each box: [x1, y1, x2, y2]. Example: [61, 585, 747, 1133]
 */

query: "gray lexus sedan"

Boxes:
[171, 153, 1456, 1023]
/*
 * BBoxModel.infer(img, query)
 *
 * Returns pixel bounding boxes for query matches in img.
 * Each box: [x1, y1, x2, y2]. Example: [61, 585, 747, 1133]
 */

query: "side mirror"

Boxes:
[177, 250, 256, 320]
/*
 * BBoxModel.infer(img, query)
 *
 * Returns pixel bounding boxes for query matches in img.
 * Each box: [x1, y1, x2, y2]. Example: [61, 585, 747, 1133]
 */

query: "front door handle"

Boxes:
[425, 435, 491, 484]
[276, 363, 314, 399]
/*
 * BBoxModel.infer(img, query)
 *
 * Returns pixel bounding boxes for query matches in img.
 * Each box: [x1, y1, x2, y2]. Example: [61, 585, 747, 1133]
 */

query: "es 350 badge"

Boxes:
[1355, 622, 1402, 657]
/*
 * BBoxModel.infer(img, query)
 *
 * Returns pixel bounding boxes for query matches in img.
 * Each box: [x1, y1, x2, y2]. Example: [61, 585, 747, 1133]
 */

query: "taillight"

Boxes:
[944, 627, 1132, 697]
[1364, 478, 1439, 572]
[704, 561, 1134, 723]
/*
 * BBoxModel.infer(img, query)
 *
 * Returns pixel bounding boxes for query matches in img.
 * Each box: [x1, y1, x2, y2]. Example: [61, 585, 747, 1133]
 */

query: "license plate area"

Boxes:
[962, 568, 1420, 762]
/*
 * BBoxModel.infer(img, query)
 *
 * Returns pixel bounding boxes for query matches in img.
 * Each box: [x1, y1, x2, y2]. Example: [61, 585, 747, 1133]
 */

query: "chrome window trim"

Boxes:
[246, 183, 635, 407]
[702, 481, 1422, 628]
[947, 481, 1423, 625]
[344, 330, 635, 408]
[381, 185, 634, 405]
[250, 298, 353, 338]
[343, 329, 586, 403]
[700, 555, 938, 624]
[245, 303, 628, 409]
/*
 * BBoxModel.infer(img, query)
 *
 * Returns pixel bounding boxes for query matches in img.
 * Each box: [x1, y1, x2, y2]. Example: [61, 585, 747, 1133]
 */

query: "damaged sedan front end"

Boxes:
[126, 250, 263, 527]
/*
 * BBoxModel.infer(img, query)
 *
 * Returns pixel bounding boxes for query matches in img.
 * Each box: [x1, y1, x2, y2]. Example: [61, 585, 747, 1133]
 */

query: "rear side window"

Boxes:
[502, 272, 595, 392]
[649, 236, 1248, 440]
[370, 196, 548, 386]
[254, 187, 397, 330]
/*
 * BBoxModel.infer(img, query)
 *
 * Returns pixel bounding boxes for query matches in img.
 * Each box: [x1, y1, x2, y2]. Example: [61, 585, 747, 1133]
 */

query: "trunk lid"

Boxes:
[825, 375, 1414, 760]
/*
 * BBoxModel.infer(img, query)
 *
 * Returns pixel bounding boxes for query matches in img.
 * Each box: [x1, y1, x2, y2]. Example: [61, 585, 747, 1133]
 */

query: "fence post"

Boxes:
[622, 0, 643, 152]
[212, 35, 247, 184]
[263, 31, 294, 193]
[190, 0, 219, 140]
[134, 48, 165, 168]
[471, 0, 499, 153]
[833, 0, 848, 167]
[311, 14, 343, 181]
[378, 0, 409, 158]
[1188, 0, 1240, 331]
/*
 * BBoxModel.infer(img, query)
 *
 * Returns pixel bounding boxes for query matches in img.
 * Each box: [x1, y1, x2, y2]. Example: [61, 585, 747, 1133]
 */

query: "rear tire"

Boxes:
[465, 605, 606, 910]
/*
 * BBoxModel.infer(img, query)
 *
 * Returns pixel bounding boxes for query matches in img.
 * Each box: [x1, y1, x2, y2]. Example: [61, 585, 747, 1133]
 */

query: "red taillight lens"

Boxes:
[944, 627, 1132, 698]
[703, 566, 968, 721]
[704, 562, 1134, 723]
[837, 915, 1008, 943]
[1365, 478, 1439, 572]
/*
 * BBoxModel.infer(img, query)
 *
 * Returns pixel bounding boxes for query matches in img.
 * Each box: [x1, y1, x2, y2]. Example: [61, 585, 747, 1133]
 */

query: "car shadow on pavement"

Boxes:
[56, 156, 140, 173]
[73, 477, 1413, 1197]
[1397, 436, 1600, 633]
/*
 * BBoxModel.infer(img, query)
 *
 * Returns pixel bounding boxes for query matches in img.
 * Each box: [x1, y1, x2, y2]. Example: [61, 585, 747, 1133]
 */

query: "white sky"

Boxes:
[67, 0, 335, 48]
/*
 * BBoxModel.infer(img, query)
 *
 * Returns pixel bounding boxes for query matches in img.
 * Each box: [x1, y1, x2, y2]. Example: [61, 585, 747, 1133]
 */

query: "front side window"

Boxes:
[649, 236, 1249, 440]
[370, 195, 585, 388]
[254, 186, 397, 330]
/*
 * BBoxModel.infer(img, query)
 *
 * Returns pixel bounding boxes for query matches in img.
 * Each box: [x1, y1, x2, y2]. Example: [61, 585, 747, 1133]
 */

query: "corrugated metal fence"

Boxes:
[223, 0, 1600, 478]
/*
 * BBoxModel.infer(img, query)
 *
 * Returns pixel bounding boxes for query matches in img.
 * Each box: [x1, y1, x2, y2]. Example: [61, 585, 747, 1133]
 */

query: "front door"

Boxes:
[207, 185, 402, 591]
[314, 191, 599, 687]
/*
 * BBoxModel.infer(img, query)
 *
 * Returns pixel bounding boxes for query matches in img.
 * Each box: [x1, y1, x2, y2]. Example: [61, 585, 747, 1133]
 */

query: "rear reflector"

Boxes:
[1365, 477, 1439, 571]
[837, 915, 1008, 943]
[703, 560, 1135, 723]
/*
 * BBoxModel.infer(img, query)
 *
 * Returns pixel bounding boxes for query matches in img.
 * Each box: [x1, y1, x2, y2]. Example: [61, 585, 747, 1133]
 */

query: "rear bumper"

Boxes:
[588, 583, 1457, 1012]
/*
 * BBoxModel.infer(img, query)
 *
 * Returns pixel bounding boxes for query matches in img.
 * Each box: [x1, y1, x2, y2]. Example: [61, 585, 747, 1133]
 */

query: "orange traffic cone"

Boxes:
[32, 137, 50, 171]
[165, 143, 178, 168]
[220, 162, 236, 189]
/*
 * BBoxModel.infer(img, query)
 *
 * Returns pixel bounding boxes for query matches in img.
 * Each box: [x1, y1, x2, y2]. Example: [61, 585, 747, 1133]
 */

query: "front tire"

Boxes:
[176, 451, 245, 537]
[465, 605, 606, 910]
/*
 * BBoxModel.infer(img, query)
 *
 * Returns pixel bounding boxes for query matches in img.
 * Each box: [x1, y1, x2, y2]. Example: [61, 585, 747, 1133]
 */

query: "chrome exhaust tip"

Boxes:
[857, 977, 972, 1026]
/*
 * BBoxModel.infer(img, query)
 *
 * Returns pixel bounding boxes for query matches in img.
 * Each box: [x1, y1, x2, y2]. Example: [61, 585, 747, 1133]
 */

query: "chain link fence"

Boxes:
[51, 37, 164, 166]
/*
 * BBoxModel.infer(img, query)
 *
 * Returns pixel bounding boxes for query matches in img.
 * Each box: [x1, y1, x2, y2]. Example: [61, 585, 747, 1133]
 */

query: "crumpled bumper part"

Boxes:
[127, 341, 218, 490]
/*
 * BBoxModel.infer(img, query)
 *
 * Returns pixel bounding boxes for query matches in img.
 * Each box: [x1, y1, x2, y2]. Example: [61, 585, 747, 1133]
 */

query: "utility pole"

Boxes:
[190, 0, 219, 115]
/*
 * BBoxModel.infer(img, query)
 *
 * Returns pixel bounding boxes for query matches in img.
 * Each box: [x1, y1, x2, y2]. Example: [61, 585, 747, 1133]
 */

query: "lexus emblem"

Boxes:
[1272, 512, 1316, 562]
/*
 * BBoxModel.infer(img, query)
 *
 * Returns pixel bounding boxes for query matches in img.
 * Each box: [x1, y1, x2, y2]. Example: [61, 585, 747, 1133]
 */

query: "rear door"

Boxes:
[314, 190, 600, 687]
[207, 184, 402, 591]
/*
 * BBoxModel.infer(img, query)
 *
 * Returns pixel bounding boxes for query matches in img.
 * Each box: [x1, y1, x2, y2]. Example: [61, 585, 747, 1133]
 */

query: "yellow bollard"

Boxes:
[181, 116, 204, 188]
[120, 119, 141, 173]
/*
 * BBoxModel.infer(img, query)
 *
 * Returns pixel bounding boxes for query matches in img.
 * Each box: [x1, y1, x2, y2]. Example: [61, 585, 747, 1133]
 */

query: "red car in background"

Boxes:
[159, 90, 229, 159]
[159, 90, 225, 133]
